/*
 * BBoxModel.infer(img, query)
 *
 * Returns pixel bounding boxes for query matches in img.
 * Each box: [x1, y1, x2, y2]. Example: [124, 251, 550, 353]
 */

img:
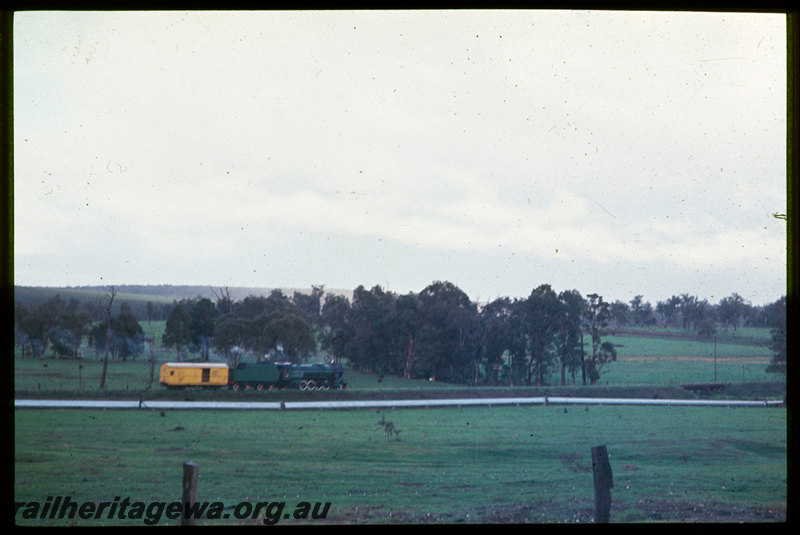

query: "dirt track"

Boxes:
[617, 355, 770, 363]
[324, 498, 787, 523]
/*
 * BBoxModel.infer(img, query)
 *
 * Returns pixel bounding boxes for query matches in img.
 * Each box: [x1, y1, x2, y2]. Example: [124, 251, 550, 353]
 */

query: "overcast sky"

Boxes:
[13, 10, 787, 306]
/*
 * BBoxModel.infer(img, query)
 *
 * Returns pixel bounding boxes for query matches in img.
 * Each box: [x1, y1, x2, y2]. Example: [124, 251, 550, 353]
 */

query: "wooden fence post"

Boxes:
[591, 445, 613, 523]
[182, 462, 199, 526]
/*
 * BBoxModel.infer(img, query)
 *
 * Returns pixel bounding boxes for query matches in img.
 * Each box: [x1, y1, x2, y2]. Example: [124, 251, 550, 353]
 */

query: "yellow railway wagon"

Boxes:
[159, 362, 229, 388]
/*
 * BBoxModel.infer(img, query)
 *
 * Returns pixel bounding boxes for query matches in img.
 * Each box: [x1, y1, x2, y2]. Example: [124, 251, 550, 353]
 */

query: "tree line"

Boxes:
[14, 292, 145, 362]
[14, 283, 787, 386]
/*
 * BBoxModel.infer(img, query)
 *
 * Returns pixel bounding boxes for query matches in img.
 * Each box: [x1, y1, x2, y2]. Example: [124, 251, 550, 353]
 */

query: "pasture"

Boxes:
[14, 405, 786, 524]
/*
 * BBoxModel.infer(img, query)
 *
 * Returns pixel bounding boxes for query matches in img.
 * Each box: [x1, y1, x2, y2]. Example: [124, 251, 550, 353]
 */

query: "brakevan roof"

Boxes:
[161, 362, 229, 368]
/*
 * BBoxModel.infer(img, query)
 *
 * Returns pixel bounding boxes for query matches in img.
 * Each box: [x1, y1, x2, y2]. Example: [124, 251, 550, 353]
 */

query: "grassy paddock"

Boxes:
[14, 352, 160, 393]
[597, 359, 777, 387]
[605, 334, 770, 359]
[14, 405, 786, 524]
[14, 352, 783, 396]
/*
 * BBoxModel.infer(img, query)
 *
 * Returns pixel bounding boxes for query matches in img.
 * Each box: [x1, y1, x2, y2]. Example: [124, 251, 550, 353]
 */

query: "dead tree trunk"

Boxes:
[99, 287, 115, 390]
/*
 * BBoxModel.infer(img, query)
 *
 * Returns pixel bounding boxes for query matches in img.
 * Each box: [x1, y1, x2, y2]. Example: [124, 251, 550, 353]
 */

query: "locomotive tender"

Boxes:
[159, 361, 346, 391]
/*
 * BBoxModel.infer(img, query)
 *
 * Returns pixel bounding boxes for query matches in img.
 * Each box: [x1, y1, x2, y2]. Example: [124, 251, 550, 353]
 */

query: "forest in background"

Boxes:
[13, 283, 787, 387]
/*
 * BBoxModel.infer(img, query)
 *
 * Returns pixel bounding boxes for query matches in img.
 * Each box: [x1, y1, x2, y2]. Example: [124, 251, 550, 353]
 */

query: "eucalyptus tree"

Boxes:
[629, 295, 655, 328]
[656, 295, 682, 329]
[556, 289, 586, 385]
[609, 300, 630, 330]
[320, 293, 354, 365]
[391, 292, 422, 379]
[292, 285, 325, 327]
[765, 296, 786, 374]
[291, 286, 329, 353]
[696, 317, 717, 341]
[264, 289, 297, 316]
[449, 299, 482, 385]
[348, 285, 399, 374]
[162, 301, 192, 361]
[190, 298, 219, 361]
[415, 281, 478, 383]
[109, 302, 146, 362]
[257, 311, 316, 363]
[145, 301, 155, 324]
[14, 302, 35, 358]
[213, 314, 252, 366]
[760, 296, 787, 329]
[231, 295, 271, 319]
[583, 293, 617, 384]
[523, 284, 561, 386]
[506, 298, 531, 386]
[717, 293, 748, 333]
[677, 294, 710, 332]
[477, 297, 516, 385]
[13, 296, 57, 359]
[34, 295, 66, 358]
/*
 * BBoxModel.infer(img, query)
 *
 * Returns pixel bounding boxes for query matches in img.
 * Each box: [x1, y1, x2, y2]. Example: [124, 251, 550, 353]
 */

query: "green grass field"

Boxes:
[14, 405, 786, 525]
[606, 333, 770, 359]
[599, 359, 776, 387]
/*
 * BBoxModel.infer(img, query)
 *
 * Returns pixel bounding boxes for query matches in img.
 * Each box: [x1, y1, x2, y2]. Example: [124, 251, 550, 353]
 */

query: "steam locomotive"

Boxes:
[159, 361, 346, 391]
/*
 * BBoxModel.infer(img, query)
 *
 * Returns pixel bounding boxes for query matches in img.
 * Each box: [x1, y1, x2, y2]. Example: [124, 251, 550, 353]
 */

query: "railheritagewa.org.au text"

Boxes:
[15, 496, 331, 525]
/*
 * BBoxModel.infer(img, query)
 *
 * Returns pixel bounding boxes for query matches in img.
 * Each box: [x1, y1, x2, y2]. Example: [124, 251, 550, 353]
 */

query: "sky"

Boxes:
[13, 10, 787, 307]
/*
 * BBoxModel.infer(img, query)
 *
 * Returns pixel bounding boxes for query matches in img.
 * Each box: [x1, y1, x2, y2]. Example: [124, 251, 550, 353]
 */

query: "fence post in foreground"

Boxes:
[182, 462, 199, 526]
[591, 445, 613, 523]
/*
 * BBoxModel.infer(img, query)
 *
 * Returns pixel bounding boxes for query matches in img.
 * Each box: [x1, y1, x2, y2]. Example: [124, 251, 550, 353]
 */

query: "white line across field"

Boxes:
[13, 397, 784, 410]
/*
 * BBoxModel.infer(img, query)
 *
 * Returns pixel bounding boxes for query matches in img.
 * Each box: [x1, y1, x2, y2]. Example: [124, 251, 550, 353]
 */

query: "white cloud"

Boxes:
[13, 10, 787, 304]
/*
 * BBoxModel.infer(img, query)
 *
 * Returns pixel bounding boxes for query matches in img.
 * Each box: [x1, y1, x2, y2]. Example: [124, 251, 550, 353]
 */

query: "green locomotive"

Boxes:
[230, 362, 346, 391]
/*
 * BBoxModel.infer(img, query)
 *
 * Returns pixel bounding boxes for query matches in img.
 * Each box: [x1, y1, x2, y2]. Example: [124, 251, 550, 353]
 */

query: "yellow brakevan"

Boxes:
[159, 362, 229, 388]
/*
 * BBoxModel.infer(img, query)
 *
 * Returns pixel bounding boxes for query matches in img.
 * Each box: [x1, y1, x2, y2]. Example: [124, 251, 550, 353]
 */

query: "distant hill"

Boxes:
[13, 285, 353, 320]
[57, 285, 295, 302]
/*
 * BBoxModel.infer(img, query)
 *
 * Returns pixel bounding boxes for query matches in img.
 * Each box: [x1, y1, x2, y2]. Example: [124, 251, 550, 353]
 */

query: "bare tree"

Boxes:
[99, 287, 116, 390]
[147, 334, 156, 388]
[211, 287, 233, 315]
